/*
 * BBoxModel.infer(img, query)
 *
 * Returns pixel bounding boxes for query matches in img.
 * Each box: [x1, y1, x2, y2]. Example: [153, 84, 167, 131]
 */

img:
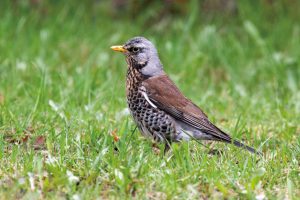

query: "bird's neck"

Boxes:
[125, 56, 164, 96]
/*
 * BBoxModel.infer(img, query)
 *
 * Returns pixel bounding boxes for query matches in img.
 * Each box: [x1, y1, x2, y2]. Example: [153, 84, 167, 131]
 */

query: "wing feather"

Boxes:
[142, 75, 232, 142]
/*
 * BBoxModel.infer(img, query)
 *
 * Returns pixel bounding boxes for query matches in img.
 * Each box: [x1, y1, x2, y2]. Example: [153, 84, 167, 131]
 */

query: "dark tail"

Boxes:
[232, 139, 262, 156]
[209, 125, 262, 156]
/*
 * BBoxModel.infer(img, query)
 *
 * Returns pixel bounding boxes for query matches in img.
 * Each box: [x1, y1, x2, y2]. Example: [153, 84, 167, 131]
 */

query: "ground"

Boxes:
[0, 1, 299, 199]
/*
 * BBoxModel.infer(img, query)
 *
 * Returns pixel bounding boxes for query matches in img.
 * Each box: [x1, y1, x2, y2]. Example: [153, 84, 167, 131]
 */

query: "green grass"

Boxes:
[0, 1, 299, 199]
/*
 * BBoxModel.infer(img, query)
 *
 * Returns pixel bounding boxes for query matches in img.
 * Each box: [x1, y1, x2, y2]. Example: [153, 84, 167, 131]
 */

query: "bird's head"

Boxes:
[111, 37, 164, 77]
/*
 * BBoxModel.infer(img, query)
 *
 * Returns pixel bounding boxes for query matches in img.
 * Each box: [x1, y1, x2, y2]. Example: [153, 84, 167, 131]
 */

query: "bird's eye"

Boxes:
[132, 47, 139, 53]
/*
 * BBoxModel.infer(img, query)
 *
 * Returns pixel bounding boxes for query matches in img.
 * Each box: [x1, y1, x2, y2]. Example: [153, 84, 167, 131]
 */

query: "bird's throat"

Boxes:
[126, 65, 144, 96]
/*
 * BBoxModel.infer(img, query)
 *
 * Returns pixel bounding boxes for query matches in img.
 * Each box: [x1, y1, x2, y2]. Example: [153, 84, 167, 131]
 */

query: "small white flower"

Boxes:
[72, 194, 81, 200]
[45, 154, 58, 165]
[114, 169, 124, 181]
[256, 192, 265, 200]
[67, 170, 79, 183]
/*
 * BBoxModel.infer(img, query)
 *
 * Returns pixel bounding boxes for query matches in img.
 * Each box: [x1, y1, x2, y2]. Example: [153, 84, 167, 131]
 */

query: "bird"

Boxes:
[111, 36, 261, 155]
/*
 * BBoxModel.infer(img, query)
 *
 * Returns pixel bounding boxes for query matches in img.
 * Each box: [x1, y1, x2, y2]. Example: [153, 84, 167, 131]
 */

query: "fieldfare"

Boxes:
[111, 37, 261, 155]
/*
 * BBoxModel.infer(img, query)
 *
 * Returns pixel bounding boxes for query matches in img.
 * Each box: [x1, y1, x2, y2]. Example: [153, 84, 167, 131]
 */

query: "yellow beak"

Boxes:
[110, 45, 127, 53]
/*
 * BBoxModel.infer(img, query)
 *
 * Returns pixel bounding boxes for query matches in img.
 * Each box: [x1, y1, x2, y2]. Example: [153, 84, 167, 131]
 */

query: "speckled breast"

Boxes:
[126, 67, 177, 142]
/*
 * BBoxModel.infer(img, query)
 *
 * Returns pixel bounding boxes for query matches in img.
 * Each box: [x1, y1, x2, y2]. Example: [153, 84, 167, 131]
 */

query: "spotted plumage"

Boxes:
[126, 63, 177, 143]
[111, 36, 261, 155]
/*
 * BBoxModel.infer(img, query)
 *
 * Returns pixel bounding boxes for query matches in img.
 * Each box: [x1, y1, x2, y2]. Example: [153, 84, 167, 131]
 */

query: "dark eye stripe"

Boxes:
[129, 47, 143, 53]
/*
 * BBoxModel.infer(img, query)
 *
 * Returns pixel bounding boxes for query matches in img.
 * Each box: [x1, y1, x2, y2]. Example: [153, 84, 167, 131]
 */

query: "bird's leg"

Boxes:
[164, 142, 171, 155]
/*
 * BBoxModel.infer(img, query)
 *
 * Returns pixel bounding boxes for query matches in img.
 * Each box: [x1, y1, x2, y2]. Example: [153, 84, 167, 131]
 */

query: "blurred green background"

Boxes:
[0, 0, 299, 199]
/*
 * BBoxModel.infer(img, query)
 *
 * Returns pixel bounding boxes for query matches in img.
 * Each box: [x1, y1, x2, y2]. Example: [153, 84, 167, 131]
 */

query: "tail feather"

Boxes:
[232, 139, 262, 156]
[210, 126, 262, 156]
[177, 122, 262, 155]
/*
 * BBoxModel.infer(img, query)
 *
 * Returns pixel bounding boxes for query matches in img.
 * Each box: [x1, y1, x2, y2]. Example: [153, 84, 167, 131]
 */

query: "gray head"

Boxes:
[111, 37, 164, 77]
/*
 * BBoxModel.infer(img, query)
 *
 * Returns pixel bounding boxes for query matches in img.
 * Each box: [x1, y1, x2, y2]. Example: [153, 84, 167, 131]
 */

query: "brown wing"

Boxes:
[142, 74, 233, 142]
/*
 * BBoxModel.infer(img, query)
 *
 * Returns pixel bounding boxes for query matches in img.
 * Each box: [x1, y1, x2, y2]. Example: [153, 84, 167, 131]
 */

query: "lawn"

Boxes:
[0, 1, 299, 199]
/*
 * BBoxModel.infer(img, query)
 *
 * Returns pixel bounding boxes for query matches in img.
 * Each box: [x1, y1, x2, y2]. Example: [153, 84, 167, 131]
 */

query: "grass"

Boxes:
[0, 1, 299, 199]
